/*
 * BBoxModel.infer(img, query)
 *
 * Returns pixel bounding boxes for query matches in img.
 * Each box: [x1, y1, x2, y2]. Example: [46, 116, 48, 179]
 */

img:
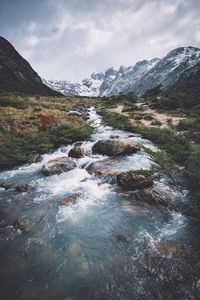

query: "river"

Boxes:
[0, 107, 199, 300]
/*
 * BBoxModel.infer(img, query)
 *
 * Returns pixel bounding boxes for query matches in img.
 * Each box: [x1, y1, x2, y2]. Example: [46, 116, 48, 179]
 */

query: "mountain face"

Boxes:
[0, 36, 59, 95]
[44, 46, 200, 97]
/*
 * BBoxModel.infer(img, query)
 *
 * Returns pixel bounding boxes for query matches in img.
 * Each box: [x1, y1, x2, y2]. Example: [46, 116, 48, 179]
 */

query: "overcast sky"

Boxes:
[0, 0, 200, 81]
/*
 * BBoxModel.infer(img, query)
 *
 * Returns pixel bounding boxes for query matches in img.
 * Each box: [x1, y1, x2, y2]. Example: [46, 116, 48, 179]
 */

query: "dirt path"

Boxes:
[113, 103, 184, 129]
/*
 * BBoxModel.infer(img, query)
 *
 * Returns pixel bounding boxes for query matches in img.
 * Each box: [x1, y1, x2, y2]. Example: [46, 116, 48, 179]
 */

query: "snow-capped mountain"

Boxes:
[43, 46, 200, 97]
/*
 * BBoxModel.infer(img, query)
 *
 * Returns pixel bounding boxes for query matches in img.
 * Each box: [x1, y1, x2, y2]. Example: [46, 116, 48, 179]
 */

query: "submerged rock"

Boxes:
[42, 157, 76, 176]
[154, 240, 187, 258]
[0, 205, 9, 228]
[114, 231, 129, 244]
[15, 184, 32, 193]
[92, 139, 140, 156]
[14, 218, 34, 232]
[68, 146, 84, 158]
[58, 192, 81, 206]
[0, 182, 14, 190]
[117, 171, 153, 190]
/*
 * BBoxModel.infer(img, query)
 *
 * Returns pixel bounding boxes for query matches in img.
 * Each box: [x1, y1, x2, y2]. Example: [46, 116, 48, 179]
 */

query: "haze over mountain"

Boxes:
[0, 36, 59, 95]
[44, 46, 200, 97]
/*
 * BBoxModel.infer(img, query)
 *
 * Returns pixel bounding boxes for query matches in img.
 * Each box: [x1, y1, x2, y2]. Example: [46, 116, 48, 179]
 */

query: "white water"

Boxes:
[0, 107, 197, 300]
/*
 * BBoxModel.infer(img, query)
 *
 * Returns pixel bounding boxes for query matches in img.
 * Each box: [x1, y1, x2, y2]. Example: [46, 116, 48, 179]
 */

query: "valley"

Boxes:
[0, 36, 200, 300]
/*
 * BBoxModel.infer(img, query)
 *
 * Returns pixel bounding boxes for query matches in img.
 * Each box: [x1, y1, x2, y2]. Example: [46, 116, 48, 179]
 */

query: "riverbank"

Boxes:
[0, 94, 96, 169]
[99, 100, 200, 194]
[0, 107, 199, 300]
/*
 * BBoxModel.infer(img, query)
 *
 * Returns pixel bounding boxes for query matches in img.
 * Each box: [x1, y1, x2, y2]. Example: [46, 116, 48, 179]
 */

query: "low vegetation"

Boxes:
[0, 94, 93, 169]
[101, 110, 200, 190]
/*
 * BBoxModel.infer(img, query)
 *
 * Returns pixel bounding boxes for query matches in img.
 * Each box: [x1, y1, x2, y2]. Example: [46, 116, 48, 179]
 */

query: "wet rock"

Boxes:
[114, 231, 129, 244]
[58, 192, 81, 206]
[117, 171, 153, 190]
[133, 188, 175, 209]
[110, 135, 119, 139]
[81, 177, 90, 182]
[154, 240, 187, 258]
[0, 182, 14, 190]
[14, 218, 34, 232]
[68, 146, 84, 158]
[15, 184, 32, 193]
[29, 153, 43, 163]
[106, 157, 120, 164]
[92, 139, 140, 156]
[86, 161, 117, 177]
[42, 157, 76, 176]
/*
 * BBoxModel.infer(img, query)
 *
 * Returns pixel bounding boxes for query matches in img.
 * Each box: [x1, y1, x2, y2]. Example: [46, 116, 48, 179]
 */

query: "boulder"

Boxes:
[86, 161, 117, 177]
[117, 171, 153, 190]
[131, 188, 177, 209]
[58, 192, 81, 206]
[68, 146, 84, 158]
[42, 157, 76, 176]
[15, 184, 32, 193]
[92, 139, 140, 156]
[14, 218, 33, 232]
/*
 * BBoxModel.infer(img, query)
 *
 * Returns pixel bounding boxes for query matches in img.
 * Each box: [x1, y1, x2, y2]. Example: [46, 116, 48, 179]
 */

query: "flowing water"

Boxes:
[0, 108, 200, 300]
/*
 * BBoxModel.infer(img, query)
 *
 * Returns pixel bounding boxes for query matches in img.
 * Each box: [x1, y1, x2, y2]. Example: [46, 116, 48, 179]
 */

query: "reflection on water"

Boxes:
[0, 108, 200, 300]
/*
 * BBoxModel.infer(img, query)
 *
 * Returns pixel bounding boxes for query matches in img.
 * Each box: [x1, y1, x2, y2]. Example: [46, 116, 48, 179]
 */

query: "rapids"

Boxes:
[0, 107, 199, 300]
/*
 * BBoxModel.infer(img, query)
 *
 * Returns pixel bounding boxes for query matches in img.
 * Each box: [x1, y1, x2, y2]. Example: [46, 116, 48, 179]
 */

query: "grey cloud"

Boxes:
[0, 0, 200, 81]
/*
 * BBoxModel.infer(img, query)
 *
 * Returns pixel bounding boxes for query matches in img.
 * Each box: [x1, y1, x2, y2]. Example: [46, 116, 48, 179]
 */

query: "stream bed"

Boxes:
[0, 107, 200, 300]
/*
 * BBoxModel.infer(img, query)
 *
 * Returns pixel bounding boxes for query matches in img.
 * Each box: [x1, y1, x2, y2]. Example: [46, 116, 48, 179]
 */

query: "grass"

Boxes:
[0, 94, 94, 169]
[101, 110, 200, 189]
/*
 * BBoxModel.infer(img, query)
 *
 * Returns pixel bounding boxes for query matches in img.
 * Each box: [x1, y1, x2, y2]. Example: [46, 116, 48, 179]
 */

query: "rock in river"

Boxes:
[0, 182, 14, 190]
[86, 161, 117, 177]
[42, 157, 76, 176]
[58, 192, 81, 206]
[14, 218, 34, 232]
[92, 139, 140, 156]
[117, 171, 153, 190]
[15, 184, 32, 193]
[68, 146, 84, 158]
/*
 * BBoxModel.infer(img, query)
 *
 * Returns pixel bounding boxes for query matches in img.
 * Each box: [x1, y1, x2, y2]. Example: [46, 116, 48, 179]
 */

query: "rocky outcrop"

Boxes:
[42, 157, 76, 176]
[68, 146, 84, 158]
[92, 139, 140, 156]
[58, 192, 81, 206]
[117, 171, 153, 190]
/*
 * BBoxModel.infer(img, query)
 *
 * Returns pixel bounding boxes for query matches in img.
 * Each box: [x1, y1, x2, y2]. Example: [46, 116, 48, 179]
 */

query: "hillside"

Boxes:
[0, 37, 60, 95]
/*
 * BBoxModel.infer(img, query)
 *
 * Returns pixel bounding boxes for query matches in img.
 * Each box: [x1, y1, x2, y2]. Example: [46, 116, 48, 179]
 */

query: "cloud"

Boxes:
[0, 0, 200, 81]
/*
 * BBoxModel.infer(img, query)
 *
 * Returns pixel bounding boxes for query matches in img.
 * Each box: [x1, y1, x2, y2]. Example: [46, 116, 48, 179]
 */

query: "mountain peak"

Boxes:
[44, 45, 200, 97]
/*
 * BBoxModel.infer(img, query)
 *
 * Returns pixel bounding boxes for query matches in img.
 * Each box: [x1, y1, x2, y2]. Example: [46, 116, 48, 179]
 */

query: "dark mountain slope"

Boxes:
[0, 36, 60, 95]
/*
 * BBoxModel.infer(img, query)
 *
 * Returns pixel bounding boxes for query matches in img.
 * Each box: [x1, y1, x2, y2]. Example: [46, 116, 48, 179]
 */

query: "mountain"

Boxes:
[0, 36, 60, 95]
[44, 46, 200, 97]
